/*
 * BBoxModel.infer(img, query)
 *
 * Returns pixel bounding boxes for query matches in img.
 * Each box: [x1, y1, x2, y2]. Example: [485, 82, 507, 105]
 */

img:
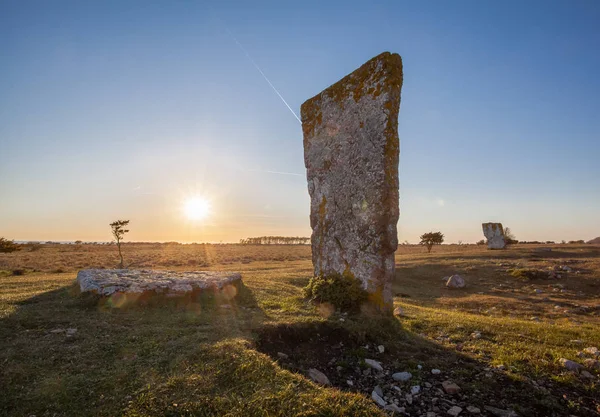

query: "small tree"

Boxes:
[110, 220, 130, 268]
[0, 238, 21, 253]
[503, 227, 518, 245]
[420, 232, 444, 253]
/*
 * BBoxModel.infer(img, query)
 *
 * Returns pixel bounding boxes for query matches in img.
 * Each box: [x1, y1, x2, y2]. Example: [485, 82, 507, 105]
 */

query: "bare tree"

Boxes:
[110, 220, 130, 268]
[503, 227, 518, 245]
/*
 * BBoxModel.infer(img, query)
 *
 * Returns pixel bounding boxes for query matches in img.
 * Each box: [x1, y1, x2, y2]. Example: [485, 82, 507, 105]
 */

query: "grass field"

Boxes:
[1, 243, 599, 416]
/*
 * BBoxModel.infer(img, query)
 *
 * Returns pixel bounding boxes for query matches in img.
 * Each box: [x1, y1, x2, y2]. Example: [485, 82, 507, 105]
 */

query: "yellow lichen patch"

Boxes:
[316, 196, 328, 271]
[301, 52, 402, 114]
[319, 196, 327, 219]
[367, 285, 393, 313]
[343, 264, 354, 279]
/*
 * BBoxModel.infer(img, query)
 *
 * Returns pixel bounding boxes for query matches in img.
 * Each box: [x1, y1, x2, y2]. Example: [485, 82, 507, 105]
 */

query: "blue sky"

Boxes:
[1, 0, 599, 243]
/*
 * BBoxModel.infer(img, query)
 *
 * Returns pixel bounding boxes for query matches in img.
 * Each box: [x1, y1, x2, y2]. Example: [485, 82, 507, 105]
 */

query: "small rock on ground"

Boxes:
[446, 274, 466, 289]
[392, 371, 412, 382]
[559, 358, 582, 372]
[385, 404, 404, 413]
[394, 306, 405, 317]
[371, 390, 386, 407]
[365, 358, 383, 371]
[442, 380, 461, 394]
[448, 405, 463, 416]
[583, 359, 600, 370]
[484, 406, 518, 417]
[308, 368, 330, 385]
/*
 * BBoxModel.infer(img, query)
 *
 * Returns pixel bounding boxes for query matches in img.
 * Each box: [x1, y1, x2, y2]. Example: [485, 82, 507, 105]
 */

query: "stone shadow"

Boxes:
[0, 279, 268, 415]
[252, 316, 595, 416]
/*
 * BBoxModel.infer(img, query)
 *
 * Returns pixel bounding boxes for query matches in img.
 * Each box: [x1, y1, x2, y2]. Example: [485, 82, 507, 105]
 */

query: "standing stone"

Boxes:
[301, 52, 403, 312]
[482, 223, 506, 249]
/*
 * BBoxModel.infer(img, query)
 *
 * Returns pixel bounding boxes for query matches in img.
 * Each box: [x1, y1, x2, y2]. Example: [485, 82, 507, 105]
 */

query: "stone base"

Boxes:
[76, 269, 242, 297]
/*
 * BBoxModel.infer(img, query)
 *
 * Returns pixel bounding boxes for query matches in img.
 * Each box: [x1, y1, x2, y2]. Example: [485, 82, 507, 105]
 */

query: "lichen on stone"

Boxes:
[301, 52, 403, 313]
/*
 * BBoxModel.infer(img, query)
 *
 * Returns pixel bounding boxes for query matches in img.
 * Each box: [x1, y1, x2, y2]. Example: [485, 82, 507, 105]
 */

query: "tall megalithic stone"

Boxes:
[482, 222, 506, 249]
[301, 52, 403, 312]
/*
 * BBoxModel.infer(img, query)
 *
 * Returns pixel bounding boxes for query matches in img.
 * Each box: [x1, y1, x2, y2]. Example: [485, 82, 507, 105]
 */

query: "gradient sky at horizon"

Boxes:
[1, 0, 599, 243]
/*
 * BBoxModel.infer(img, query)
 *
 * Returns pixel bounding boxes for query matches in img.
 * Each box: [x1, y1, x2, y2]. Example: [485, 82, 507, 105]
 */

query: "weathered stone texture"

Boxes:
[77, 269, 241, 296]
[301, 52, 403, 311]
[482, 223, 506, 249]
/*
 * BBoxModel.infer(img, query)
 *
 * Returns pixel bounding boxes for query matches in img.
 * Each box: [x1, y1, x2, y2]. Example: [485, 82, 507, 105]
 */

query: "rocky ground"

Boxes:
[257, 320, 600, 417]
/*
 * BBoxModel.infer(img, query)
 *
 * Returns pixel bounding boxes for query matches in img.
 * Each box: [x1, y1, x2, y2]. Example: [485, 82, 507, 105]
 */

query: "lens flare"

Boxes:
[184, 196, 211, 221]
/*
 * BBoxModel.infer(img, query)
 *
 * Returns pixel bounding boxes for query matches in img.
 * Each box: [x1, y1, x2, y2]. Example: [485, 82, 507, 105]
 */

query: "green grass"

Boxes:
[1, 245, 599, 416]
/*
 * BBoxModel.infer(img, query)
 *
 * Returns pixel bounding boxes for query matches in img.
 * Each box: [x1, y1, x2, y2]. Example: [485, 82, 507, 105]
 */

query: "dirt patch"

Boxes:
[255, 321, 375, 388]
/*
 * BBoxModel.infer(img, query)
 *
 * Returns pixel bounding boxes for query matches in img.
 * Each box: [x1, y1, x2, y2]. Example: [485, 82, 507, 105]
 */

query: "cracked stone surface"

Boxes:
[77, 269, 242, 296]
[482, 223, 506, 249]
[301, 52, 403, 311]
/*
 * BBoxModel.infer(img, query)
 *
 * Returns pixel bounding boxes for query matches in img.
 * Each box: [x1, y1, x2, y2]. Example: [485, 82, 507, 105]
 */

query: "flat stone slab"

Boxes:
[77, 269, 242, 296]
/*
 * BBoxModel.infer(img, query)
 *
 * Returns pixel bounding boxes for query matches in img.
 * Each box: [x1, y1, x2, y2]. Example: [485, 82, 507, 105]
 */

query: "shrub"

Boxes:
[419, 232, 444, 253]
[304, 272, 368, 312]
[0, 238, 21, 253]
[504, 227, 518, 245]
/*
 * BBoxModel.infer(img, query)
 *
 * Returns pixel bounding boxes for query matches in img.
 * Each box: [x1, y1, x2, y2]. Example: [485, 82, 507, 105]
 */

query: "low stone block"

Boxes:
[76, 269, 242, 297]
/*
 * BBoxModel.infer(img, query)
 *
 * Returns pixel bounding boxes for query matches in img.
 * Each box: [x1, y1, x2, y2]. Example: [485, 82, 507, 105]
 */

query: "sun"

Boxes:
[183, 196, 211, 221]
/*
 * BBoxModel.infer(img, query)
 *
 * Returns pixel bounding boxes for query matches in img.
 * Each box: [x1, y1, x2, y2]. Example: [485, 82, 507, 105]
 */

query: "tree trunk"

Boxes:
[117, 242, 124, 268]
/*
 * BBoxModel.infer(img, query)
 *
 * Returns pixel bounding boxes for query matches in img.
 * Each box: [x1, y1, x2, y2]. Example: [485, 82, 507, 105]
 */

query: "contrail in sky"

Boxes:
[224, 27, 302, 124]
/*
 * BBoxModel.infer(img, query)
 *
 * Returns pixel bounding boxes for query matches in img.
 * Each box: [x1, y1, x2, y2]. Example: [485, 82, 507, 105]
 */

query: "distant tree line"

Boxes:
[239, 236, 310, 245]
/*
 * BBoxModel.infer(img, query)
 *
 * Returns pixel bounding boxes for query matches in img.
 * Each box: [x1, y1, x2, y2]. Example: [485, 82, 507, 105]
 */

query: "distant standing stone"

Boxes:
[301, 52, 403, 312]
[482, 223, 506, 249]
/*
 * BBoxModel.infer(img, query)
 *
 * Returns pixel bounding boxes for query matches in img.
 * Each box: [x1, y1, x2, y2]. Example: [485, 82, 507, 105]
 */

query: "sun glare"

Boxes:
[183, 196, 211, 221]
